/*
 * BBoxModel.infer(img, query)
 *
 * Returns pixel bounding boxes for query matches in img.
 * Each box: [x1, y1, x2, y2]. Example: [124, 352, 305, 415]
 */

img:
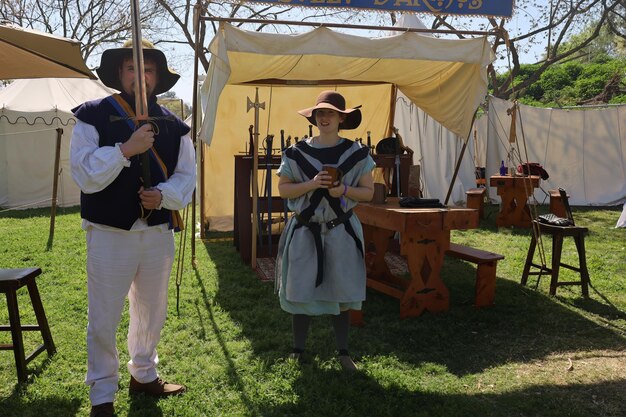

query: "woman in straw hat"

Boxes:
[275, 90, 375, 371]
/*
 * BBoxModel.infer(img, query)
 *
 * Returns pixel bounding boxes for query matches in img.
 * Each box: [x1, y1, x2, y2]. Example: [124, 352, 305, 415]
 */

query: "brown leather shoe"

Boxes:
[129, 376, 186, 397]
[90, 402, 114, 417]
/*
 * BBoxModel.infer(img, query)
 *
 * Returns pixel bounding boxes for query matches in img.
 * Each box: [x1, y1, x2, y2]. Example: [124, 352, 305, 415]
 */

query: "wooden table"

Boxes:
[490, 175, 540, 228]
[354, 199, 479, 319]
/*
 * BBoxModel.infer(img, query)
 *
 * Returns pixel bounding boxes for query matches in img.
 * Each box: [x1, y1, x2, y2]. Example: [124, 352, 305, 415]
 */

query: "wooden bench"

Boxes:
[446, 243, 505, 308]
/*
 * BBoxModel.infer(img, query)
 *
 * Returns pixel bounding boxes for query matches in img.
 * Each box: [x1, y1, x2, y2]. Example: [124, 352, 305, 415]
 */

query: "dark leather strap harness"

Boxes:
[285, 141, 368, 287]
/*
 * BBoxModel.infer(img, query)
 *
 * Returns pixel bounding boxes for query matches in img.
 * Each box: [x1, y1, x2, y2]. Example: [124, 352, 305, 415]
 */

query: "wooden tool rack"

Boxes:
[234, 155, 286, 264]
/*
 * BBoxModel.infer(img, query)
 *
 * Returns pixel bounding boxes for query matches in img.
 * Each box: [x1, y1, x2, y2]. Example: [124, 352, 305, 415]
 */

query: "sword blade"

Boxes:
[130, 0, 151, 188]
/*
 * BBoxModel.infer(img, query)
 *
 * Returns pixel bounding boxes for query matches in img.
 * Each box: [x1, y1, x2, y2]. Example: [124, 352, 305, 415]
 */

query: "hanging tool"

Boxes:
[280, 129, 285, 151]
[265, 134, 274, 256]
[393, 127, 401, 197]
[246, 89, 265, 269]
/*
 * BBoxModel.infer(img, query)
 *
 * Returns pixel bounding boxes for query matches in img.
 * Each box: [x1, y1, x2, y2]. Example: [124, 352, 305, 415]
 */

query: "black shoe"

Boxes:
[338, 349, 358, 372]
[288, 348, 305, 362]
[90, 402, 114, 417]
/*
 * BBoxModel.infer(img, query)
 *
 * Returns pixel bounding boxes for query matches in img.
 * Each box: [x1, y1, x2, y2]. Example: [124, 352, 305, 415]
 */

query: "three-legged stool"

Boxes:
[521, 221, 590, 296]
[0, 267, 56, 382]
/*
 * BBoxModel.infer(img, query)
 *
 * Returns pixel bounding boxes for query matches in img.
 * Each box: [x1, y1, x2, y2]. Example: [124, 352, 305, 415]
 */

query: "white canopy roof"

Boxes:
[200, 22, 494, 143]
[0, 77, 113, 124]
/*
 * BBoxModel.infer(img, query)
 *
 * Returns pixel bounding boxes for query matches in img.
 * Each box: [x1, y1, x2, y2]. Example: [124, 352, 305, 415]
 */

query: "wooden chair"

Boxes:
[549, 189, 570, 217]
[521, 190, 590, 296]
[0, 267, 56, 382]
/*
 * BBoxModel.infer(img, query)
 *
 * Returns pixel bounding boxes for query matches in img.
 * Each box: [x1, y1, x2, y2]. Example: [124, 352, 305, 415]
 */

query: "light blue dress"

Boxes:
[275, 138, 376, 315]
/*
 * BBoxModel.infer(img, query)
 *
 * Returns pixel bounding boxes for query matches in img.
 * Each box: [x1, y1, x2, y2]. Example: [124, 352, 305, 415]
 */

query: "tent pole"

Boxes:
[444, 109, 479, 205]
[203, 17, 497, 37]
[192, 0, 203, 255]
[47, 128, 62, 250]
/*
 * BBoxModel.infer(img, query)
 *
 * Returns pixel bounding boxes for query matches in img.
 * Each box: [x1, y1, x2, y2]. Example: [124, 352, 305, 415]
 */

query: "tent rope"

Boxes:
[0, 199, 54, 212]
[175, 202, 191, 316]
[501, 35, 550, 288]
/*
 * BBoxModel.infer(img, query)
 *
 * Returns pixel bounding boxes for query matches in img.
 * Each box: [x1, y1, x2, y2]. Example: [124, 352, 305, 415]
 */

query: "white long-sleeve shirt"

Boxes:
[70, 119, 196, 232]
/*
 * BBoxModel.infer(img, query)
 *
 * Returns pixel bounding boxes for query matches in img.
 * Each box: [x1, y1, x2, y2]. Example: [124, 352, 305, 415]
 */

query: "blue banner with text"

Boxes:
[243, 0, 514, 18]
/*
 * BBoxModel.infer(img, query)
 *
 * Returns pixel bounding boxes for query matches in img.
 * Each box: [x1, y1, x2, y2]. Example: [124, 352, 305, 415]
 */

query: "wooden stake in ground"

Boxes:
[247, 88, 265, 269]
[47, 128, 63, 250]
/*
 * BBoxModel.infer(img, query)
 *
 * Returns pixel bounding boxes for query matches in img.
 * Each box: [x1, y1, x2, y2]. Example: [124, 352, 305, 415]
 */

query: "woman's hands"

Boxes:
[328, 183, 344, 198]
[278, 170, 342, 199]
[311, 170, 339, 189]
[312, 170, 344, 198]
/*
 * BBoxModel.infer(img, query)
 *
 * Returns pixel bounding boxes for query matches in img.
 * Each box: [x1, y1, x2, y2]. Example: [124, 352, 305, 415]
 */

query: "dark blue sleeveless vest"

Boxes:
[72, 92, 190, 230]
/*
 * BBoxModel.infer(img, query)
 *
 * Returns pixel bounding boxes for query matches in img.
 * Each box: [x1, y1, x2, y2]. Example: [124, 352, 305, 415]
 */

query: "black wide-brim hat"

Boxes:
[297, 90, 362, 130]
[96, 39, 180, 96]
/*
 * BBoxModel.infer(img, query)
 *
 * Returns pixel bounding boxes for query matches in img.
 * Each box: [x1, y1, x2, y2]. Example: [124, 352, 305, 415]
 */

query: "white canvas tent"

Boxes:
[389, 14, 484, 205]
[0, 78, 113, 208]
[394, 90, 484, 205]
[485, 96, 626, 206]
[199, 22, 494, 230]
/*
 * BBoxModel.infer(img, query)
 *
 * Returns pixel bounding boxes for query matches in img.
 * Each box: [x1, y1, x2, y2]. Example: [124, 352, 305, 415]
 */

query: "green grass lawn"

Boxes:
[0, 204, 624, 417]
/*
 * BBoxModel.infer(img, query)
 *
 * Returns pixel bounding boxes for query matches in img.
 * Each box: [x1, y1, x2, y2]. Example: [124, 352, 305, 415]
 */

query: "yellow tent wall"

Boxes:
[202, 84, 392, 231]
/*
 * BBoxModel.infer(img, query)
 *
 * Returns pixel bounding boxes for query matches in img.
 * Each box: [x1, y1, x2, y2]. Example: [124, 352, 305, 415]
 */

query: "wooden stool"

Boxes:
[550, 189, 570, 217]
[466, 188, 486, 219]
[521, 221, 590, 296]
[0, 268, 56, 382]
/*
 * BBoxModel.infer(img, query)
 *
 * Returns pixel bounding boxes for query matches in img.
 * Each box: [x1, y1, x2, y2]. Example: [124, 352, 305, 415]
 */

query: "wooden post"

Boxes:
[47, 128, 62, 249]
[444, 109, 478, 205]
[247, 88, 265, 269]
[191, 0, 203, 260]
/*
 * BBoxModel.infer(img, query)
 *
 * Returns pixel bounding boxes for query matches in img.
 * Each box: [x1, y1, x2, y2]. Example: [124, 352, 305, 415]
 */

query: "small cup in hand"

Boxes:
[322, 165, 343, 186]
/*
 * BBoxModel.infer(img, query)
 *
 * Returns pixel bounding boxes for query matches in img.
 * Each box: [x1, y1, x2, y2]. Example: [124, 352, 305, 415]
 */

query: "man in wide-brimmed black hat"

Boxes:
[70, 39, 195, 417]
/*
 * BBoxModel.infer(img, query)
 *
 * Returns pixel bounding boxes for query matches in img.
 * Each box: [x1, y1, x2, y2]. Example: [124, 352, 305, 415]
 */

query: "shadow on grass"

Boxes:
[128, 394, 164, 417]
[192, 267, 263, 414]
[0, 396, 82, 417]
[564, 284, 626, 327]
[256, 367, 625, 417]
[202, 239, 624, 379]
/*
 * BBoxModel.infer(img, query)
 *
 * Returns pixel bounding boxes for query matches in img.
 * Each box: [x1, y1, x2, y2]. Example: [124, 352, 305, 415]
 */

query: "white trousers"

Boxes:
[84, 226, 174, 405]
